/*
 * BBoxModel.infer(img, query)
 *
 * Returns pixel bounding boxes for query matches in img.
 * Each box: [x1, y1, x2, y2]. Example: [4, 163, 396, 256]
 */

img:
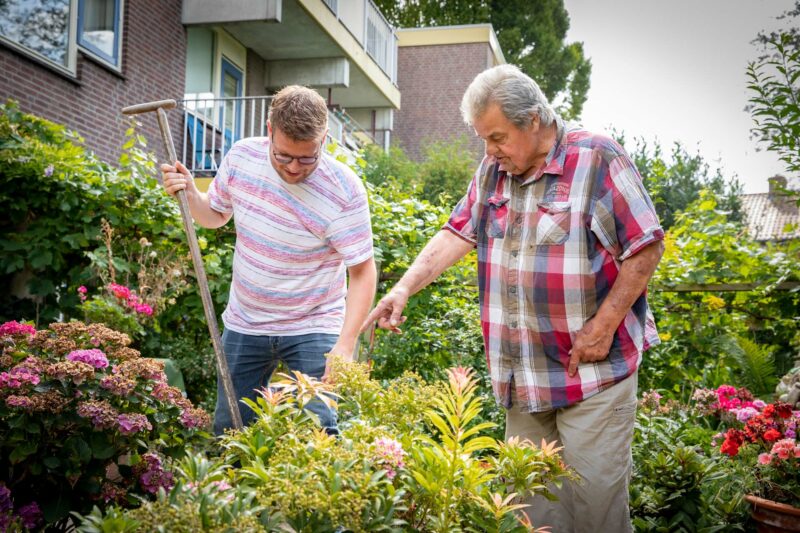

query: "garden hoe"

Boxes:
[121, 99, 242, 430]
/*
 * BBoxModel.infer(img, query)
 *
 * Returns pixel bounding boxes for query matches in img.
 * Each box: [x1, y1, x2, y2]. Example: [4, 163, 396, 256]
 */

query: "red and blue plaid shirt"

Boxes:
[445, 120, 664, 413]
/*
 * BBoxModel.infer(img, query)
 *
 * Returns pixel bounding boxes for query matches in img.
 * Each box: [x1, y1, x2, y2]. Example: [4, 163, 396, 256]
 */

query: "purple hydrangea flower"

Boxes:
[17, 501, 42, 530]
[135, 453, 174, 495]
[117, 413, 152, 435]
[66, 349, 109, 369]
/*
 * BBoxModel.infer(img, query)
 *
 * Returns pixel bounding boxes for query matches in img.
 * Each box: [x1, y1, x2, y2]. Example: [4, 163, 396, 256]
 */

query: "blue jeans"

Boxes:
[213, 329, 338, 435]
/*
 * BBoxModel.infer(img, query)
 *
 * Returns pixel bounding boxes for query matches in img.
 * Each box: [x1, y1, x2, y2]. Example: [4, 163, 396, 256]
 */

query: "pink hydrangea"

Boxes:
[0, 321, 36, 337]
[0, 367, 40, 389]
[135, 453, 174, 495]
[5, 395, 33, 409]
[179, 407, 211, 429]
[117, 413, 152, 435]
[66, 349, 109, 369]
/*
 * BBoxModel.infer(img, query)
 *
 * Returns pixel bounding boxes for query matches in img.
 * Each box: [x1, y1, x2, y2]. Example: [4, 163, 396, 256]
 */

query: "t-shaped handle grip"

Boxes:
[121, 99, 177, 116]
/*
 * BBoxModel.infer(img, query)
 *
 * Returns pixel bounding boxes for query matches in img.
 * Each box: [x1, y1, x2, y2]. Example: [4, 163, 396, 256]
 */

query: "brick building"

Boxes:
[394, 24, 505, 162]
[0, 0, 186, 164]
[0, 0, 401, 183]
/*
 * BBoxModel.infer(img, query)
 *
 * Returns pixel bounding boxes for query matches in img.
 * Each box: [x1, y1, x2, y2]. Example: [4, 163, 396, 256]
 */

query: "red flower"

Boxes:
[721, 428, 744, 456]
[763, 429, 782, 442]
[774, 402, 793, 419]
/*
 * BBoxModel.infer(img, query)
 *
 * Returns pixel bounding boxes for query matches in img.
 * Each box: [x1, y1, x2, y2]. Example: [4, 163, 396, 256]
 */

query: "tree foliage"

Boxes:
[622, 136, 743, 229]
[373, 0, 592, 118]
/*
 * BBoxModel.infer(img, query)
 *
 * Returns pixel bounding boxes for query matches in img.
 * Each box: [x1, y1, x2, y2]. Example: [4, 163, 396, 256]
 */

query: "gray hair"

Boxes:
[460, 64, 557, 128]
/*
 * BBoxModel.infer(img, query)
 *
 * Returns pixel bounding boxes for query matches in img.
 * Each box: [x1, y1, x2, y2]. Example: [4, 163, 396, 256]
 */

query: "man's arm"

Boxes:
[325, 258, 378, 369]
[568, 240, 664, 376]
[161, 161, 231, 229]
[361, 229, 474, 333]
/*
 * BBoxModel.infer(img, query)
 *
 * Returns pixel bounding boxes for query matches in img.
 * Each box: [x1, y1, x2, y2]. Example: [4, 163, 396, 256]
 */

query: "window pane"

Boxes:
[223, 72, 238, 130]
[0, 0, 71, 66]
[80, 0, 115, 58]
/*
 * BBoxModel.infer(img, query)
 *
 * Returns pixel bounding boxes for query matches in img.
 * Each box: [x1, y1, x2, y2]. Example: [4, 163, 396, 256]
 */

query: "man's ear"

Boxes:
[267, 121, 272, 137]
[530, 113, 540, 131]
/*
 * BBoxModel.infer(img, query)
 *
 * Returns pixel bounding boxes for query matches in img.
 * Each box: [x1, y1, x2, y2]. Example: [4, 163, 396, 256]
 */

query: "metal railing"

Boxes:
[321, 0, 397, 84]
[179, 95, 375, 175]
[365, 0, 397, 83]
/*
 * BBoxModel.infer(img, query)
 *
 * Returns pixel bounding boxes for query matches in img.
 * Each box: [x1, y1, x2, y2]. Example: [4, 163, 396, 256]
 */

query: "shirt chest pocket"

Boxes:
[535, 200, 572, 245]
[486, 195, 510, 239]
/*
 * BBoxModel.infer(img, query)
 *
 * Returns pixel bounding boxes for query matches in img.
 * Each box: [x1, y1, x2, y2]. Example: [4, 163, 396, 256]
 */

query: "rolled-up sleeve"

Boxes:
[444, 162, 487, 245]
[590, 154, 664, 261]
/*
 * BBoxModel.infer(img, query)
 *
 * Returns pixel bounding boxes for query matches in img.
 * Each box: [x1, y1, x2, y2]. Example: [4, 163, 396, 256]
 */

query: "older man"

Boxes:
[363, 65, 664, 531]
[162, 85, 377, 435]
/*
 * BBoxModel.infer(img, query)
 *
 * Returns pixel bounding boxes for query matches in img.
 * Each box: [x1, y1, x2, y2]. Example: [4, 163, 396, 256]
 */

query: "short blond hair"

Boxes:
[268, 85, 328, 141]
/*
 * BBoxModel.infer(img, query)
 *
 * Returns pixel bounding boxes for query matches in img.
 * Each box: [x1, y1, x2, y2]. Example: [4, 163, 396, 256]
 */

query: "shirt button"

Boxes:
[510, 321, 518, 328]
[509, 286, 517, 294]
[511, 249, 519, 257]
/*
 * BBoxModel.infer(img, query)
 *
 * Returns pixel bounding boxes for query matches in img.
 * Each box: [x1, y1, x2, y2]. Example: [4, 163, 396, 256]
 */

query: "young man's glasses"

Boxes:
[270, 135, 323, 166]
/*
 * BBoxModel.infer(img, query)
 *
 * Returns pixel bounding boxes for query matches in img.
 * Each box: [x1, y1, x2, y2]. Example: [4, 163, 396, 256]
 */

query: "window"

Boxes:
[0, 0, 123, 74]
[220, 56, 243, 141]
[77, 0, 123, 67]
[0, 0, 77, 73]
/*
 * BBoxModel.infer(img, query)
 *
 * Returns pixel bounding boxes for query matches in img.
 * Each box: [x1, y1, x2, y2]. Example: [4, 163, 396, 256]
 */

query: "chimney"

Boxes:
[768, 175, 788, 198]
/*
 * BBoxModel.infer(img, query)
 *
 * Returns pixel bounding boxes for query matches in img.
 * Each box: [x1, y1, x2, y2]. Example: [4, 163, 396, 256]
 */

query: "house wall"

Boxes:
[394, 42, 495, 162]
[0, 0, 186, 166]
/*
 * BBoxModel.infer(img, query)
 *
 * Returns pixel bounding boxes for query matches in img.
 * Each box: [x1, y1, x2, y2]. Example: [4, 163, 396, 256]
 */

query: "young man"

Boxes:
[162, 85, 376, 435]
[363, 65, 664, 532]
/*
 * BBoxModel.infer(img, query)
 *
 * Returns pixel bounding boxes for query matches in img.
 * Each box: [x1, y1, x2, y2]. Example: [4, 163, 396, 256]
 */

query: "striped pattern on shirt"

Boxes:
[207, 137, 373, 336]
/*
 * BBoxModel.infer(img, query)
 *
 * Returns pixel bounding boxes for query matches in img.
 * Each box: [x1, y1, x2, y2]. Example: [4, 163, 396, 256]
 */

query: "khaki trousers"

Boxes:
[505, 373, 638, 533]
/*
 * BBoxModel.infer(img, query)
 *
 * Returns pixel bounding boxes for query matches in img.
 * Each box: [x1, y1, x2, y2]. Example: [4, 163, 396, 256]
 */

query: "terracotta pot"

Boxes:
[745, 494, 800, 532]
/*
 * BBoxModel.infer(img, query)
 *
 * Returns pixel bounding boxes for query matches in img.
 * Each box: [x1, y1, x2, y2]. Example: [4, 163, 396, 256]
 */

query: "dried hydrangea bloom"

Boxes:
[115, 358, 165, 381]
[100, 374, 137, 396]
[47, 361, 95, 385]
[28, 390, 69, 413]
[77, 400, 119, 429]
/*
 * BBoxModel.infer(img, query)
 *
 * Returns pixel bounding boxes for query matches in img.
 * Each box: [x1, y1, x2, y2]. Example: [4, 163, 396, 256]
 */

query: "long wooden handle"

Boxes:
[155, 108, 243, 430]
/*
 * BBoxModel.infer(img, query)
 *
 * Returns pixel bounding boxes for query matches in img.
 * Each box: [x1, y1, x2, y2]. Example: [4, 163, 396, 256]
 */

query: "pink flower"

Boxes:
[5, 395, 33, 409]
[0, 321, 36, 337]
[134, 303, 153, 316]
[179, 407, 211, 429]
[117, 413, 152, 435]
[108, 283, 131, 300]
[134, 453, 174, 495]
[66, 349, 109, 369]
[758, 453, 772, 465]
[734, 407, 760, 423]
[77, 285, 87, 302]
[0, 367, 40, 389]
[373, 437, 406, 479]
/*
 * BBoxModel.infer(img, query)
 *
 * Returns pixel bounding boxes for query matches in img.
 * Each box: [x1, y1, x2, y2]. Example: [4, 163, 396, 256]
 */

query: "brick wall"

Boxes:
[0, 0, 186, 167]
[394, 42, 493, 162]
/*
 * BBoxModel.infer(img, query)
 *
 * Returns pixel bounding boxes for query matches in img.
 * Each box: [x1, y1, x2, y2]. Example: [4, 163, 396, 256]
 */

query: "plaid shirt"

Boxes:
[445, 119, 664, 413]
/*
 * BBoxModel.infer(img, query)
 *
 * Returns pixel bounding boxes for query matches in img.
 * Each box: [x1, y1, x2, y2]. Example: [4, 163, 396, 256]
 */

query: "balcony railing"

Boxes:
[179, 95, 375, 175]
[322, 0, 397, 84]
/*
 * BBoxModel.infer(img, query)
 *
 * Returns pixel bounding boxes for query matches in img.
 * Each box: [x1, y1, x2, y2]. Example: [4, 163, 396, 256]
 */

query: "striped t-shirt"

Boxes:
[206, 137, 374, 336]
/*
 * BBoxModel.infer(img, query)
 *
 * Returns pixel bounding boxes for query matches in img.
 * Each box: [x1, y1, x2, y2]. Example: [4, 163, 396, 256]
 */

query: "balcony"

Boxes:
[179, 95, 377, 176]
[182, 0, 400, 110]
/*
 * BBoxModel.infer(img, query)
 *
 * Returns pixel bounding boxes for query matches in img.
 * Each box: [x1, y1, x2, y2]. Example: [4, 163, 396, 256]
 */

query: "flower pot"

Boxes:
[745, 494, 800, 532]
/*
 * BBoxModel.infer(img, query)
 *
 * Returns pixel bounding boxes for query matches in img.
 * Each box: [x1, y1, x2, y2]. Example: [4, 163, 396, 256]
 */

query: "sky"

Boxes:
[563, 0, 796, 194]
